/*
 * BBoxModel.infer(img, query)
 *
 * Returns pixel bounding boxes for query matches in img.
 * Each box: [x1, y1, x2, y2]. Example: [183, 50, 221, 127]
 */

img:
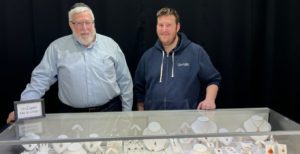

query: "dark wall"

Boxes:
[1, 0, 300, 129]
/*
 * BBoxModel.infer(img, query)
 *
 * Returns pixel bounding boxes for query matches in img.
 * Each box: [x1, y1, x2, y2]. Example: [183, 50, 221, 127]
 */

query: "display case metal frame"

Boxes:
[0, 107, 299, 153]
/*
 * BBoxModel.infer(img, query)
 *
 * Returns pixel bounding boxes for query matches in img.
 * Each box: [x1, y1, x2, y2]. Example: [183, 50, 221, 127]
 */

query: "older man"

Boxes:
[7, 2, 133, 123]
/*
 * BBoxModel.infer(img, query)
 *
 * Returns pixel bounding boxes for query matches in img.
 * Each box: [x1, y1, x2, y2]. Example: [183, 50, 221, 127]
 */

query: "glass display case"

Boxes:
[0, 107, 299, 154]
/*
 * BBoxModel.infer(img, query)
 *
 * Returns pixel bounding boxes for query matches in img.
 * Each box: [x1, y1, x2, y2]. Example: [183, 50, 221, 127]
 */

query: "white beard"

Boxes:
[73, 30, 96, 46]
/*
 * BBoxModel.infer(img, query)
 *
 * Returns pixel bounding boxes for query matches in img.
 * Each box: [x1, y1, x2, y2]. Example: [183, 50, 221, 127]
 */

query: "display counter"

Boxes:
[0, 107, 299, 153]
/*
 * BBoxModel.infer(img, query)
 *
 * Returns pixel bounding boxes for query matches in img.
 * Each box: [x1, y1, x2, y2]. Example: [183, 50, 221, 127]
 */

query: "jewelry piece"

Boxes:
[52, 134, 70, 154]
[250, 115, 266, 132]
[106, 147, 118, 154]
[20, 133, 40, 151]
[191, 143, 209, 154]
[244, 115, 271, 133]
[206, 141, 214, 148]
[37, 144, 49, 154]
[277, 143, 287, 154]
[267, 148, 274, 154]
[178, 122, 194, 147]
[265, 143, 275, 154]
[72, 124, 84, 138]
[107, 140, 122, 153]
[169, 139, 182, 154]
[243, 115, 271, 142]
[130, 124, 142, 136]
[217, 128, 233, 146]
[224, 147, 238, 154]
[142, 121, 168, 152]
[240, 142, 252, 154]
[214, 148, 223, 154]
[83, 133, 102, 153]
[143, 139, 167, 152]
[180, 122, 191, 133]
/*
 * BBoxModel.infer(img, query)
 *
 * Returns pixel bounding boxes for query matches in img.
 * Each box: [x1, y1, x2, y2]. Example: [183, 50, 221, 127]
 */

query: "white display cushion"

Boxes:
[191, 116, 217, 142]
[190, 143, 211, 154]
[83, 133, 102, 152]
[52, 134, 71, 154]
[142, 121, 168, 152]
[243, 115, 271, 142]
[218, 128, 233, 146]
[191, 116, 218, 134]
[63, 143, 87, 154]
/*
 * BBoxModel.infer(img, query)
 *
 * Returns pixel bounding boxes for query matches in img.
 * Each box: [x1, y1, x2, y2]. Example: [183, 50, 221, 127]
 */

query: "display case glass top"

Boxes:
[1, 107, 299, 145]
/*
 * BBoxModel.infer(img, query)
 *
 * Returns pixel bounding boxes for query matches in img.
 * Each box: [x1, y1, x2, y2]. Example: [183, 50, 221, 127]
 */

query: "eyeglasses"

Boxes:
[71, 21, 94, 27]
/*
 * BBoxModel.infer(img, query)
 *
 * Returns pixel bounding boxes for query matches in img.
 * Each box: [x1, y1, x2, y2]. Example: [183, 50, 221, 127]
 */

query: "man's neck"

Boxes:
[163, 35, 179, 54]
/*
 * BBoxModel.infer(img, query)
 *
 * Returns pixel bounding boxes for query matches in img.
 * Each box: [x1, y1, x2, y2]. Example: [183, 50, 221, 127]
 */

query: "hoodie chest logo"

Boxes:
[177, 62, 190, 67]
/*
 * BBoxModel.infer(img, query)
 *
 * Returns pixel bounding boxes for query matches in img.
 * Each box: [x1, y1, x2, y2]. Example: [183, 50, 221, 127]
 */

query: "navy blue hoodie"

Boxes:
[134, 33, 221, 110]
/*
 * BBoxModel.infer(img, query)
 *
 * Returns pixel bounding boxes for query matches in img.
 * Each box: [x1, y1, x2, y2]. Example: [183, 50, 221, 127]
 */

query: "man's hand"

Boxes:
[197, 99, 216, 110]
[137, 102, 144, 111]
[197, 84, 218, 110]
[6, 111, 15, 124]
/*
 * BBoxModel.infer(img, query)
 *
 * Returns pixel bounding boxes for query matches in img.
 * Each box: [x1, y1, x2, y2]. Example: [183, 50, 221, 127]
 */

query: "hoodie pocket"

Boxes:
[165, 99, 191, 109]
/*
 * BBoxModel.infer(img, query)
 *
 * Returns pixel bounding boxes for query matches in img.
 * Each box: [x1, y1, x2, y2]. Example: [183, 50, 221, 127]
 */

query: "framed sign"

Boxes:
[14, 99, 45, 121]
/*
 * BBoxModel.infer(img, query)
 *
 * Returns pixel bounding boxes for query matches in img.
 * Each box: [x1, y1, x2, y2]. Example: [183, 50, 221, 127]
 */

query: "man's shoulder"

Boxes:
[186, 41, 205, 53]
[96, 34, 116, 43]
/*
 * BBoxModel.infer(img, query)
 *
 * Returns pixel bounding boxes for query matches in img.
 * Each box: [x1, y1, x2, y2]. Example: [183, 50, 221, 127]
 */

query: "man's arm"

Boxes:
[7, 45, 58, 123]
[114, 46, 133, 111]
[197, 84, 219, 110]
[21, 45, 58, 100]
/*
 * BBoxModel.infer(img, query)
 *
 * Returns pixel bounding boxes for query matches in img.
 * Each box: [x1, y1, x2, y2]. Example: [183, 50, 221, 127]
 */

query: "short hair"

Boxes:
[156, 7, 180, 23]
[68, 3, 95, 22]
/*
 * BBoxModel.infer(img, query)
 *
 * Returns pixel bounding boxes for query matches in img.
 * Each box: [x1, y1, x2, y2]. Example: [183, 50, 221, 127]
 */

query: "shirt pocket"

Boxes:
[92, 56, 116, 81]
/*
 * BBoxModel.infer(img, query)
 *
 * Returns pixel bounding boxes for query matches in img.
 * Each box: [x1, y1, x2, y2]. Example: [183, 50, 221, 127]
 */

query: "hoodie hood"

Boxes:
[154, 32, 192, 53]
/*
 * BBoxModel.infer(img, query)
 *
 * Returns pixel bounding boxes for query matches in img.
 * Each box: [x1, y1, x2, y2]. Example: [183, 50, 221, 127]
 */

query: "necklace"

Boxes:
[250, 115, 266, 132]
[143, 122, 167, 152]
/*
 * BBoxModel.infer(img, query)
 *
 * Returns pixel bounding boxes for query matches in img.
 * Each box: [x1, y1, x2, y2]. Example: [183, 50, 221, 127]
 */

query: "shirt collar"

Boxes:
[72, 34, 97, 49]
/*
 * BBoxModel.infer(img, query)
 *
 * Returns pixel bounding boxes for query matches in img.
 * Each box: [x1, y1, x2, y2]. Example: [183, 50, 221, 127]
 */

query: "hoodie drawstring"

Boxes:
[159, 51, 175, 83]
[171, 52, 174, 78]
[159, 51, 165, 83]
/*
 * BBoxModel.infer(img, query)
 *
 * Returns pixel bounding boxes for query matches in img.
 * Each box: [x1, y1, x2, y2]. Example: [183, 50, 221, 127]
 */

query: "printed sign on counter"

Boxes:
[14, 99, 45, 121]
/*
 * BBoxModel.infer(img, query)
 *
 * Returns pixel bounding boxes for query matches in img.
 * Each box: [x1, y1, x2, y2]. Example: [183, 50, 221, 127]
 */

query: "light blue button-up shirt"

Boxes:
[21, 34, 133, 111]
